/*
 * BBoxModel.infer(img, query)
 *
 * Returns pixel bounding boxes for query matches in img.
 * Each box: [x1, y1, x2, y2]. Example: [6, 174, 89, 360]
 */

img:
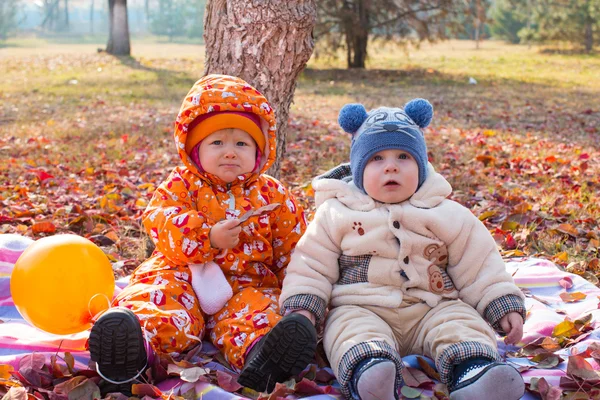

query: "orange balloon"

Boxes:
[11, 234, 115, 335]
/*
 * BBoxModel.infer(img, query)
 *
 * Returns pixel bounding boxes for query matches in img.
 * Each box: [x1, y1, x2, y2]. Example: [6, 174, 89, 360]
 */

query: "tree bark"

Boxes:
[584, 3, 593, 53]
[204, 0, 317, 178]
[90, 0, 94, 34]
[342, 0, 368, 68]
[106, 0, 131, 56]
[64, 0, 69, 29]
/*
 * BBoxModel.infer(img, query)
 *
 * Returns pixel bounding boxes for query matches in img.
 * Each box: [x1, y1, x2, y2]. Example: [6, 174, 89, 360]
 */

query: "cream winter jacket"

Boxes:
[280, 163, 526, 333]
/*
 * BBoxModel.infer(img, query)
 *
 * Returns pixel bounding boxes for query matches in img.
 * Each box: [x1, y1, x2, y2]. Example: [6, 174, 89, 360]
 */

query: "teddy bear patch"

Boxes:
[424, 244, 455, 294]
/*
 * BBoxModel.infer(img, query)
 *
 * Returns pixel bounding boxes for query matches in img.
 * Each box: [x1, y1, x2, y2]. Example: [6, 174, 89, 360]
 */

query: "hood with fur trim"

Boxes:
[312, 162, 452, 211]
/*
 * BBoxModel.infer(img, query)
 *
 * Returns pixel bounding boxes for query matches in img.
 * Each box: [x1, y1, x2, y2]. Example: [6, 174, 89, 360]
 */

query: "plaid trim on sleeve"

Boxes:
[315, 163, 352, 181]
[281, 294, 327, 325]
[338, 254, 371, 285]
[483, 294, 526, 334]
[338, 340, 404, 399]
[436, 341, 500, 385]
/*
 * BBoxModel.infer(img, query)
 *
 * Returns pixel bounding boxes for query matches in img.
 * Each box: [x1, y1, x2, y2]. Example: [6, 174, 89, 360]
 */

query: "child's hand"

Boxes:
[500, 312, 524, 345]
[209, 219, 241, 249]
[292, 309, 316, 326]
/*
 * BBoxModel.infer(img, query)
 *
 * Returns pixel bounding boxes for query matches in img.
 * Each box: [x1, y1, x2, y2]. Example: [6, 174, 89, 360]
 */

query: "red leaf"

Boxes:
[402, 366, 433, 388]
[505, 233, 517, 249]
[36, 170, 55, 182]
[567, 355, 600, 381]
[537, 377, 563, 400]
[215, 370, 242, 393]
[294, 378, 326, 395]
[19, 354, 46, 371]
[31, 221, 57, 235]
[558, 277, 573, 289]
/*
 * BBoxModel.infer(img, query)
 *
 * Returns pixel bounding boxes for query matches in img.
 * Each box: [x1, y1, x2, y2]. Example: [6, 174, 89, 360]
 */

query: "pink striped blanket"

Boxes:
[1, 234, 598, 399]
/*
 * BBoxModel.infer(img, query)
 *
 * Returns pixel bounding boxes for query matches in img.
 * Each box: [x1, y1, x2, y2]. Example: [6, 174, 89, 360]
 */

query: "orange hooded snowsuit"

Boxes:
[114, 75, 307, 369]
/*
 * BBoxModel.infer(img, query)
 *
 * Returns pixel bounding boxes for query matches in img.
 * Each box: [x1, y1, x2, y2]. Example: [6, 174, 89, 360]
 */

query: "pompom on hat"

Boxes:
[338, 99, 433, 193]
[185, 111, 266, 156]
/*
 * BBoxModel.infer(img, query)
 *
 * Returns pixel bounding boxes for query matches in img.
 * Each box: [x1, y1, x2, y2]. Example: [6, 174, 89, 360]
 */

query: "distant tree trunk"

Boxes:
[204, 0, 317, 178]
[473, 0, 483, 49]
[41, 0, 60, 31]
[584, 21, 593, 52]
[106, 0, 130, 56]
[584, 3, 593, 53]
[64, 0, 69, 29]
[342, 0, 368, 68]
[90, 0, 94, 34]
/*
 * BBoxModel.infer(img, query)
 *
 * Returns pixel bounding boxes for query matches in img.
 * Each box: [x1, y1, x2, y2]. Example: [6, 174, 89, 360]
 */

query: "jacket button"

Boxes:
[393, 221, 400, 229]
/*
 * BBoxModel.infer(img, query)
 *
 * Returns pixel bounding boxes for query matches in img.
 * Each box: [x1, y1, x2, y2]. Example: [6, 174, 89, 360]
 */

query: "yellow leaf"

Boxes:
[478, 210, 496, 221]
[483, 130, 496, 137]
[47, 119, 55, 126]
[86, 167, 94, 175]
[138, 183, 156, 193]
[503, 249, 525, 257]
[501, 221, 520, 231]
[135, 198, 148, 208]
[552, 320, 579, 338]
[554, 252, 569, 262]
[0, 364, 14, 379]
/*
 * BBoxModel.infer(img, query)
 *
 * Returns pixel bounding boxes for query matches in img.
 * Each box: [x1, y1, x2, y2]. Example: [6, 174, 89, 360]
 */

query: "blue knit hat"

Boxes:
[338, 99, 433, 193]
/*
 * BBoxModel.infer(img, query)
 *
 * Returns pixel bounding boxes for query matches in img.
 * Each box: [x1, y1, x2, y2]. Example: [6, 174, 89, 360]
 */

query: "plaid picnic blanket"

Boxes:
[1, 234, 598, 399]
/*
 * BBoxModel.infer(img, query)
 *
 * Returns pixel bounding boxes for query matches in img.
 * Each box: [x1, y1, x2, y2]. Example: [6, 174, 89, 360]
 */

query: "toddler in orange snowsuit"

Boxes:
[87, 74, 309, 395]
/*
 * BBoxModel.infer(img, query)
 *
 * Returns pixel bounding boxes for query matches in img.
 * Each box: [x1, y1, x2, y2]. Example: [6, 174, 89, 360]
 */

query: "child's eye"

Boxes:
[399, 153, 408, 159]
[236, 141, 248, 146]
[371, 155, 383, 161]
[211, 140, 222, 145]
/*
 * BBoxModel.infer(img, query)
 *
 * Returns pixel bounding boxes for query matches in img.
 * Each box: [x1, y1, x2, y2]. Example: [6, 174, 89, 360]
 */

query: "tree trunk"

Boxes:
[64, 0, 69, 29]
[106, 0, 131, 56]
[474, 17, 480, 49]
[343, 0, 368, 68]
[584, 22, 593, 52]
[474, 0, 483, 49]
[90, 0, 94, 34]
[204, 0, 317, 178]
[584, 5, 593, 53]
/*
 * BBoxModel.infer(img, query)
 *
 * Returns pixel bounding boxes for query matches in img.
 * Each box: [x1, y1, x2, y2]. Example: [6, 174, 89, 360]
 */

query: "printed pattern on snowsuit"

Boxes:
[115, 75, 306, 369]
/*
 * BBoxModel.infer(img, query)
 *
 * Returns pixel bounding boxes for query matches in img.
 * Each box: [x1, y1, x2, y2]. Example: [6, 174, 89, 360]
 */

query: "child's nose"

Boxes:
[223, 147, 237, 158]
[384, 161, 398, 172]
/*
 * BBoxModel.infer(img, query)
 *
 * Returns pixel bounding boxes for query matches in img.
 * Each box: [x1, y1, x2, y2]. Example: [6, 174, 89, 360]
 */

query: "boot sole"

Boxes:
[89, 308, 146, 395]
[450, 363, 524, 400]
[237, 313, 317, 393]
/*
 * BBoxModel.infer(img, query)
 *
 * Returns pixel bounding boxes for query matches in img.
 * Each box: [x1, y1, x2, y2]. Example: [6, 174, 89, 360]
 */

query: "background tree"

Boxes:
[106, 0, 130, 55]
[0, 0, 20, 41]
[39, 0, 70, 32]
[186, 0, 206, 39]
[504, 0, 598, 52]
[489, 0, 528, 44]
[204, 0, 317, 178]
[148, 0, 187, 41]
[148, 0, 206, 41]
[464, 0, 493, 48]
[316, 0, 461, 69]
